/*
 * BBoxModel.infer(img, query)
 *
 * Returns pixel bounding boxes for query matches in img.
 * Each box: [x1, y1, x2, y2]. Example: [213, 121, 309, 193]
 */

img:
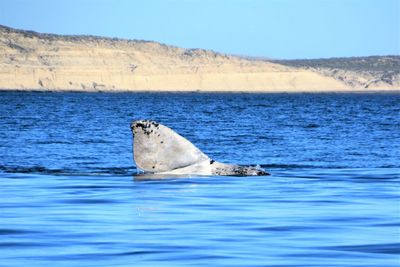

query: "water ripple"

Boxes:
[0, 92, 399, 267]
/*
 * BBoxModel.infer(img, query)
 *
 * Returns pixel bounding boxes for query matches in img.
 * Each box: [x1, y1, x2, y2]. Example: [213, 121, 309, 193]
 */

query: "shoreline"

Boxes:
[1, 88, 399, 94]
[1, 25, 399, 93]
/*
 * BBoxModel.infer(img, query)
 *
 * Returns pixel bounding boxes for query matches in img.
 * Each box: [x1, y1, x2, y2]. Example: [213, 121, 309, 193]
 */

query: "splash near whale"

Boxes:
[130, 120, 269, 176]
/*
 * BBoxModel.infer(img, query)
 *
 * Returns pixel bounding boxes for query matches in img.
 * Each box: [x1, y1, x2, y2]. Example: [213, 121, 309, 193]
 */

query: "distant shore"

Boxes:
[1, 25, 399, 92]
[1, 89, 399, 94]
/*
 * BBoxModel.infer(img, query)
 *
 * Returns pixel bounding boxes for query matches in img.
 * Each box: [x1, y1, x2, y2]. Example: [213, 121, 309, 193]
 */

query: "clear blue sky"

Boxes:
[1, 0, 399, 59]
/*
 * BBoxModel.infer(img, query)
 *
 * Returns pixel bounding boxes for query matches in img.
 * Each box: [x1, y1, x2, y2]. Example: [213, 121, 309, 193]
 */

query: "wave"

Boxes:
[260, 164, 331, 169]
[1, 164, 399, 179]
[34, 140, 74, 145]
[0, 165, 136, 176]
[323, 243, 400, 255]
[260, 164, 400, 169]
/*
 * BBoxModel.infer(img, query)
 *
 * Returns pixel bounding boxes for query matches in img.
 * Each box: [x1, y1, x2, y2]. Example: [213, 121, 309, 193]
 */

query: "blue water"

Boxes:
[0, 92, 399, 267]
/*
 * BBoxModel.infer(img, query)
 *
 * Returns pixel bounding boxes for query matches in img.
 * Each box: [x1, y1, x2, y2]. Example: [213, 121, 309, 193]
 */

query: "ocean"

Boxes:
[0, 92, 399, 266]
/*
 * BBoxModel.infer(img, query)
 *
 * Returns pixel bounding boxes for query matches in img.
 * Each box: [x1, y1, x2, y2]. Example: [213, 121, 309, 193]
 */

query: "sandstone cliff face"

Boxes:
[0, 25, 398, 91]
[272, 56, 400, 90]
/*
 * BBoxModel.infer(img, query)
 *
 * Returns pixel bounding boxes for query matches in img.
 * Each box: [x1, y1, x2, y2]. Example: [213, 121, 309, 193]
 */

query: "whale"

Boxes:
[130, 120, 269, 176]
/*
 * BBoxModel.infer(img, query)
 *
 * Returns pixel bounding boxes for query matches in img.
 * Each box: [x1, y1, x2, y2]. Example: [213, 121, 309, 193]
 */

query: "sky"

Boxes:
[0, 0, 399, 59]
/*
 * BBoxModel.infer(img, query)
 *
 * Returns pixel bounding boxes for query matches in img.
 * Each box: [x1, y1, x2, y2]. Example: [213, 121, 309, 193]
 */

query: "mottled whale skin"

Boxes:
[130, 120, 269, 176]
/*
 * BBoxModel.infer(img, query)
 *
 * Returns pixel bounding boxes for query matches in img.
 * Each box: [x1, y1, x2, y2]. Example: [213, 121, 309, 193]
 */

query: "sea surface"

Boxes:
[0, 92, 399, 267]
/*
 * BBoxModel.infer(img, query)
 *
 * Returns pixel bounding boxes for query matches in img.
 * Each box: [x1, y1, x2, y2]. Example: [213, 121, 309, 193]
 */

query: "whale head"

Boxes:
[131, 120, 209, 173]
[130, 120, 269, 176]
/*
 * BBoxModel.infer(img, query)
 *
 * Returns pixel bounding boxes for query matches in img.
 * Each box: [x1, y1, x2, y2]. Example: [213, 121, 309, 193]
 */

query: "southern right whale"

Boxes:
[130, 120, 269, 176]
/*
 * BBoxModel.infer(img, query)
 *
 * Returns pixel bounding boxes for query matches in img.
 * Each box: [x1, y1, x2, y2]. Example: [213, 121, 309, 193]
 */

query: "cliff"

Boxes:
[0, 25, 398, 92]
